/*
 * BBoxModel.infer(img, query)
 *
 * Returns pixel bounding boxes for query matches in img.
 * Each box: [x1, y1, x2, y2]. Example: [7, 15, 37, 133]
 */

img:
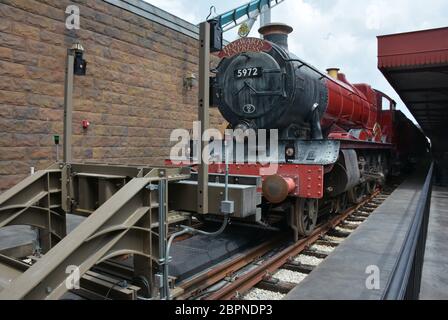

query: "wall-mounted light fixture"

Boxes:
[72, 42, 87, 76]
[183, 73, 197, 91]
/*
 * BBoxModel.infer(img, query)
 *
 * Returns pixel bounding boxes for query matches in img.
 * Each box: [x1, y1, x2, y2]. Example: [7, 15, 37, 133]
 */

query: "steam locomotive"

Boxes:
[173, 23, 428, 240]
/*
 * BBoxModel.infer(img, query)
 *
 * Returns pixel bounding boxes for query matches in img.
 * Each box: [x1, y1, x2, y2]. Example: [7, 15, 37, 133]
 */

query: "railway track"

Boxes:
[175, 184, 398, 300]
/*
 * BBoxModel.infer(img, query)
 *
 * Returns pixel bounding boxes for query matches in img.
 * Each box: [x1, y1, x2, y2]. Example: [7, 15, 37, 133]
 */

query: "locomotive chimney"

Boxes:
[326, 68, 340, 79]
[259, 23, 293, 51]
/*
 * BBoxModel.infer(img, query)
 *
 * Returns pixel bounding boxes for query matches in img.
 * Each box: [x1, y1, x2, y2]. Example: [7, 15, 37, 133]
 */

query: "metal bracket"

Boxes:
[220, 200, 235, 214]
[146, 184, 159, 191]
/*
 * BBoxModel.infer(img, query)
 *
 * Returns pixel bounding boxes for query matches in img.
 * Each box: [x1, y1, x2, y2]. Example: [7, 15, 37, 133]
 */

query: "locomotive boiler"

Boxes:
[214, 23, 379, 142]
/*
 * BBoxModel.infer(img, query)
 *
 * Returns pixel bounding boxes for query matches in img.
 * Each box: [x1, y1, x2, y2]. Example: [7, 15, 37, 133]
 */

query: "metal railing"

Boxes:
[382, 162, 434, 300]
[218, 0, 285, 31]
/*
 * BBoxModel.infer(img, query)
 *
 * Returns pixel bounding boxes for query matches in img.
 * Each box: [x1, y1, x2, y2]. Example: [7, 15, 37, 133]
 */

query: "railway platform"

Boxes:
[286, 164, 435, 300]
[420, 186, 448, 299]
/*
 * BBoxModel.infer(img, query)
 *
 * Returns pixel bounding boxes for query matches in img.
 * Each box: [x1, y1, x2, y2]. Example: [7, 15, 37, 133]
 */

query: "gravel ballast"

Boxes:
[344, 220, 363, 226]
[335, 226, 354, 234]
[321, 235, 345, 244]
[294, 254, 324, 266]
[309, 244, 334, 254]
[273, 269, 308, 284]
[243, 288, 285, 300]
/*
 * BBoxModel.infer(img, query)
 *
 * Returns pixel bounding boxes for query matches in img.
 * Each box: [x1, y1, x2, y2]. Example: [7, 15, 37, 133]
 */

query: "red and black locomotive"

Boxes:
[173, 23, 428, 240]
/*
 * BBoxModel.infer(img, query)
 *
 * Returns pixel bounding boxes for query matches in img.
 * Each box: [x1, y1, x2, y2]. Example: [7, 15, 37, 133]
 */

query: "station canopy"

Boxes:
[378, 27, 448, 153]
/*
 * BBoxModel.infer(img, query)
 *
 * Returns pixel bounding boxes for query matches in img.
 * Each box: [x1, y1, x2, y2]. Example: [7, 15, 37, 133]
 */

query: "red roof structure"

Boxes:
[379, 27, 448, 68]
[378, 27, 448, 153]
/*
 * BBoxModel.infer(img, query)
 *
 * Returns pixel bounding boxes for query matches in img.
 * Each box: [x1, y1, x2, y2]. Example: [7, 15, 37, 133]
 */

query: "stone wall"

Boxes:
[0, 0, 224, 191]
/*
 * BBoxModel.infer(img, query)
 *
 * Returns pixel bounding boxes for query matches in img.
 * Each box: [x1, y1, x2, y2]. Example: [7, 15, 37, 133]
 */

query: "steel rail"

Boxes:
[205, 190, 381, 300]
[176, 236, 285, 299]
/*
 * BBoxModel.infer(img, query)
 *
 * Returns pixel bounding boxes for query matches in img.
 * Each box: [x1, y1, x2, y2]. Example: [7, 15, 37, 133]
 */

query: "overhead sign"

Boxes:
[217, 37, 272, 58]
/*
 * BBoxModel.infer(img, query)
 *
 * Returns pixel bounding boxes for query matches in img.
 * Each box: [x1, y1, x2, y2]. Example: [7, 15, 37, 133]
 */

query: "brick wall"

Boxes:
[0, 0, 224, 191]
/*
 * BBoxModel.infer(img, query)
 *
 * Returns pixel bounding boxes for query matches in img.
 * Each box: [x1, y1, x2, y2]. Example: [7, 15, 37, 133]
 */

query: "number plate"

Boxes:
[234, 67, 262, 79]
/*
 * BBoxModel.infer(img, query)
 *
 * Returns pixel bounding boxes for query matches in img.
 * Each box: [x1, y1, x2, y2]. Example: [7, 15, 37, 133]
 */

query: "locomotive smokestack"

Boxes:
[259, 23, 293, 51]
[326, 68, 340, 79]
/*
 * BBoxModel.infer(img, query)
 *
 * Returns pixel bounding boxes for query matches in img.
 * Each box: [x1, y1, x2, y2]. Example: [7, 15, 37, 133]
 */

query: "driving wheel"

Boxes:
[295, 198, 319, 237]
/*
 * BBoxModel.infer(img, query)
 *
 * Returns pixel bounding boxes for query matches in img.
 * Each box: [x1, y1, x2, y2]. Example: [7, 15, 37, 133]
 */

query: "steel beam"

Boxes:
[197, 22, 210, 214]
[0, 254, 30, 292]
[0, 243, 34, 259]
[0, 166, 189, 300]
[0, 167, 66, 253]
[63, 51, 74, 164]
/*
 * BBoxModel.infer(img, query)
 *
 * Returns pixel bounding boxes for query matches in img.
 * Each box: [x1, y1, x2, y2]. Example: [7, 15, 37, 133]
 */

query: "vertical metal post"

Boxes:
[224, 139, 229, 202]
[197, 22, 210, 214]
[63, 50, 74, 164]
[260, 3, 271, 30]
[158, 179, 168, 299]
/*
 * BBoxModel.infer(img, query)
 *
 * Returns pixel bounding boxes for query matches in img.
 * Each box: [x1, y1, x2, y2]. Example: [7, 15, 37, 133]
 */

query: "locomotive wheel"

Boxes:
[295, 198, 318, 237]
[348, 184, 366, 204]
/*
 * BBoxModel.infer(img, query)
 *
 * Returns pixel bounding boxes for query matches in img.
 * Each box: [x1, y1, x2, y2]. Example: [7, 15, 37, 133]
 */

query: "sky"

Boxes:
[146, 0, 448, 123]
